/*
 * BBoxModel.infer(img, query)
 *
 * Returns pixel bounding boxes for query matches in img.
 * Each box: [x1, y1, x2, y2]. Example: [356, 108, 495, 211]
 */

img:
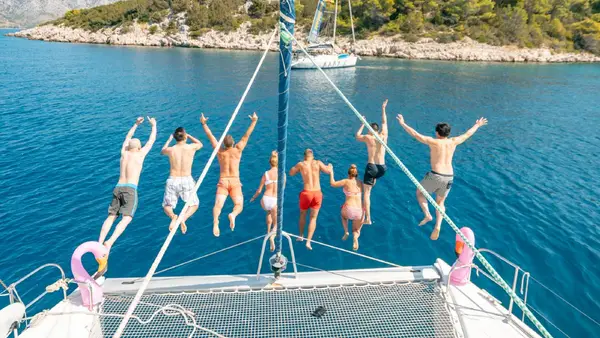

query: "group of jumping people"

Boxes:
[98, 100, 487, 255]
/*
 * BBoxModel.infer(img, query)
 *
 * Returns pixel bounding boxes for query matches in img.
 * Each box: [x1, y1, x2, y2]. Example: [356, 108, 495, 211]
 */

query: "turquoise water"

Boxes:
[1, 30, 599, 336]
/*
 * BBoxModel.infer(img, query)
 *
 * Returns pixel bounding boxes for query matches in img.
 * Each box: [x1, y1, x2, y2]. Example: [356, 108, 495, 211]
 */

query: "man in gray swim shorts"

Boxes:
[397, 114, 488, 240]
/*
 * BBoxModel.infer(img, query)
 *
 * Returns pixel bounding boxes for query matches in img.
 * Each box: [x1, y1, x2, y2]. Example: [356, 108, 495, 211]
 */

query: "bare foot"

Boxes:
[270, 239, 275, 252]
[352, 237, 359, 251]
[168, 215, 178, 232]
[213, 224, 220, 237]
[363, 216, 372, 225]
[228, 213, 236, 231]
[430, 227, 440, 241]
[342, 232, 349, 241]
[419, 215, 433, 226]
[306, 241, 312, 250]
[180, 221, 187, 234]
[296, 236, 304, 242]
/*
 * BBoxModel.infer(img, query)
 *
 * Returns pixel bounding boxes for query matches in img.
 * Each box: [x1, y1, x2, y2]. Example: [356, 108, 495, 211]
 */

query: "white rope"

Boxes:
[45, 278, 70, 293]
[26, 305, 225, 338]
[282, 24, 553, 338]
[285, 232, 404, 268]
[112, 27, 278, 338]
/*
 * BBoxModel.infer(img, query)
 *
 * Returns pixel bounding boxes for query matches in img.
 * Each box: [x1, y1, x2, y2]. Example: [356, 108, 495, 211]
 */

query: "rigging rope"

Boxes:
[281, 23, 553, 338]
[112, 27, 279, 338]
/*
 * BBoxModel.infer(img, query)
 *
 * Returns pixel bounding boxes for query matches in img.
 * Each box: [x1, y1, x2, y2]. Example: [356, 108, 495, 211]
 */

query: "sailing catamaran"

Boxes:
[291, 0, 358, 69]
[0, 0, 595, 337]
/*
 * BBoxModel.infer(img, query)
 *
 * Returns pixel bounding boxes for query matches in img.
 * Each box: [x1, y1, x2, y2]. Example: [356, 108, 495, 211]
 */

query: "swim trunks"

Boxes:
[363, 163, 387, 186]
[420, 171, 454, 197]
[108, 183, 138, 217]
[299, 190, 323, 210]
[162, 176, 199, 208]
[217, 177, 243, 199]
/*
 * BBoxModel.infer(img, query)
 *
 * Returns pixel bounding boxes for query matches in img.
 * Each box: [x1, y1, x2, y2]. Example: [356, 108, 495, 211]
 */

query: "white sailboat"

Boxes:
[292, 0, 358, 69]
[0, 1, 595, 337]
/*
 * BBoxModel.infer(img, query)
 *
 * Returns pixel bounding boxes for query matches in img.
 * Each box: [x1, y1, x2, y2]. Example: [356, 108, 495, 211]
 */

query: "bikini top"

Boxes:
[343, 183, 361, 197]
[265, 171, 277, 185]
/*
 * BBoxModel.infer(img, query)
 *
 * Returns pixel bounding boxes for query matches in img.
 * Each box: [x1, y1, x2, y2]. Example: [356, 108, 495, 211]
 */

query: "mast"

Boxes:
[274, 0, 295, 275]
[348, 0, 355, 44]
[333, 0, 338, 46]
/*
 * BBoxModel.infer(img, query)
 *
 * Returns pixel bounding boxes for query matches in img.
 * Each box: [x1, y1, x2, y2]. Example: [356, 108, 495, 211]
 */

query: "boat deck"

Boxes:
[19, 260, 540, 338]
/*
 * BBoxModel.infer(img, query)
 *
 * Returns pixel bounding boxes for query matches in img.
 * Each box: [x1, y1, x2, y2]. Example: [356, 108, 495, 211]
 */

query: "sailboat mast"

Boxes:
[275, 0, 295, 256]
[348, 0, 355, 44]
[333, 0, 338, 46]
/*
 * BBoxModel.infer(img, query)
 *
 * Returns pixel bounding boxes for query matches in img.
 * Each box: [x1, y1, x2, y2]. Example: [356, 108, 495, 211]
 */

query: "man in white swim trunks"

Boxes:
[99, 116, 157, 252]
[201, 112, 258, 237]
[161, 127, 203, 234]
[397, 114, 488, 240]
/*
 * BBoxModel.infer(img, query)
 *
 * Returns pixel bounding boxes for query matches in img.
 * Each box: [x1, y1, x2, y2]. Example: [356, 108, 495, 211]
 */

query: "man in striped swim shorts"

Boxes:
[161, 127, 203, 234]
[397, 115, 488, 240]
[99, 116, 157, 252]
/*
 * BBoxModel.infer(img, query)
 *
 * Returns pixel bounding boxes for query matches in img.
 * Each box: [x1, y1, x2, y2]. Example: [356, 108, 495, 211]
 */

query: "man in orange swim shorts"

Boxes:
[201, 112, 258, 237]
[290, 149, 332, 250]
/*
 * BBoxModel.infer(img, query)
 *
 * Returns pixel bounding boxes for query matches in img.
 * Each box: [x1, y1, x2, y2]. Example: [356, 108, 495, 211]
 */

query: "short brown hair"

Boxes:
[304, 148, 313, 160]
[223, 135, 234, 148]
[348, 164, 358, 178]
[269, 151, 278, 167]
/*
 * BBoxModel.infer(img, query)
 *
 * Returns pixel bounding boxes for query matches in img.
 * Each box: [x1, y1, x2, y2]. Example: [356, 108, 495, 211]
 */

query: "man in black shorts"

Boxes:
[356, 99, 389, 224]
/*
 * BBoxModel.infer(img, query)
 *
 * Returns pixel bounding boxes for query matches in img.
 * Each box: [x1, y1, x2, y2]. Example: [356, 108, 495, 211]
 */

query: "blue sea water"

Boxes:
[1, 29, 599, 337]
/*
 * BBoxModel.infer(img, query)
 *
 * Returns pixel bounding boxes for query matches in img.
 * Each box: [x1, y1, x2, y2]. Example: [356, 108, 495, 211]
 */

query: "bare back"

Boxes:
[217, 147, 242, 177]
[364, 133, 387, 164]
[264, 167, 278, 197]
[167, 143, 198, 177]
[118, 151, 147, 186]
[298, 160, 324, 191]
[428, 139, 457, 175]
[344, 178, 362, 207]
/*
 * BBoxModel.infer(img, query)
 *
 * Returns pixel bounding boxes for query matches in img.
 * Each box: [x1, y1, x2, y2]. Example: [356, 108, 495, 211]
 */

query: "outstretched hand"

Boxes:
[396, 114, 405, 124]
[200, 113, 208, 125]
[135, 117, 144, 125]
[249, 112, 258, 122]
[147, 116, 156, 126]
[382, 99, 388, 109]
[475, 117, 488, 127]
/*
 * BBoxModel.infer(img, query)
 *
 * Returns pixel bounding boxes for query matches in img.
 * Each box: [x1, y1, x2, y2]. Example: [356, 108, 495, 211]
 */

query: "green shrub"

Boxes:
[149, 24, 158, 34]
[248, 0, 267, 19]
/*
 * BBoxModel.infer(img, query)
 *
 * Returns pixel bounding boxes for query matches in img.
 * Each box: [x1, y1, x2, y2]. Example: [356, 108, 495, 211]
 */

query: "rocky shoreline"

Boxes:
[7, 22, 600, 63]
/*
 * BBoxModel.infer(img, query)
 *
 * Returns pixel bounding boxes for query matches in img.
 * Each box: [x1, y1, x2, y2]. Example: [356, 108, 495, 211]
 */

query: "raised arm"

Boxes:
[289, 163, 300, 176]
[453, 117, 488, 145]
[160, 134, 173, 155]
[396, 114, 434, 145]
[121, 117, 144, 155]
[236, 112, 259, 151]
[329, 166, 346, 188]
[381, 99, 388, 137]
[250, 175, 266, 202]
[142, 116, 157, 155]
[355, 122, 367, 142]
[186, 134, 203, 150]
[319, 161, 332, 174]
[200, 113, 218, 148]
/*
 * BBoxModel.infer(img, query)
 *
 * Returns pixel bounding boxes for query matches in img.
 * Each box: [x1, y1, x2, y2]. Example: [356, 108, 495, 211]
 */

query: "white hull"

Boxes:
[292, 53, 358, 69]
[17, 260, 540, 338]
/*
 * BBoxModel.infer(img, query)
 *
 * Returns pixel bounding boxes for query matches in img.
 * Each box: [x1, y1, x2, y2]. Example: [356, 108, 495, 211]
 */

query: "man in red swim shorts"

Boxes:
[290, 149, 332, 250]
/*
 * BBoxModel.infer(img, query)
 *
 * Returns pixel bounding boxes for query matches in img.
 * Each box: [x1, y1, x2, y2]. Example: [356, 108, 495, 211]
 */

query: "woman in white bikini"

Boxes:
[250, 151, 278, 251]
[329, 164, 364, 251]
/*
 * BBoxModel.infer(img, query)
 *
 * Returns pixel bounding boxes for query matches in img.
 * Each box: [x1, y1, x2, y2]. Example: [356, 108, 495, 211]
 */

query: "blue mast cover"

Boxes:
[307, 0, 326, 44]
[275, 0, 295, 254]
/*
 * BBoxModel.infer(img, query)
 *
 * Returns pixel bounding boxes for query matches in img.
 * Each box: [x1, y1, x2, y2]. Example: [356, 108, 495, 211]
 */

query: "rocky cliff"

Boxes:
[0, 0, 120, 27]
[7, 22, 600, 63]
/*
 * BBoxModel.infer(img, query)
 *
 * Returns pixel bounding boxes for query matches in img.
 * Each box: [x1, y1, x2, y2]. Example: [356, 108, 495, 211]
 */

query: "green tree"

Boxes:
[249, 0, 267, 18]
